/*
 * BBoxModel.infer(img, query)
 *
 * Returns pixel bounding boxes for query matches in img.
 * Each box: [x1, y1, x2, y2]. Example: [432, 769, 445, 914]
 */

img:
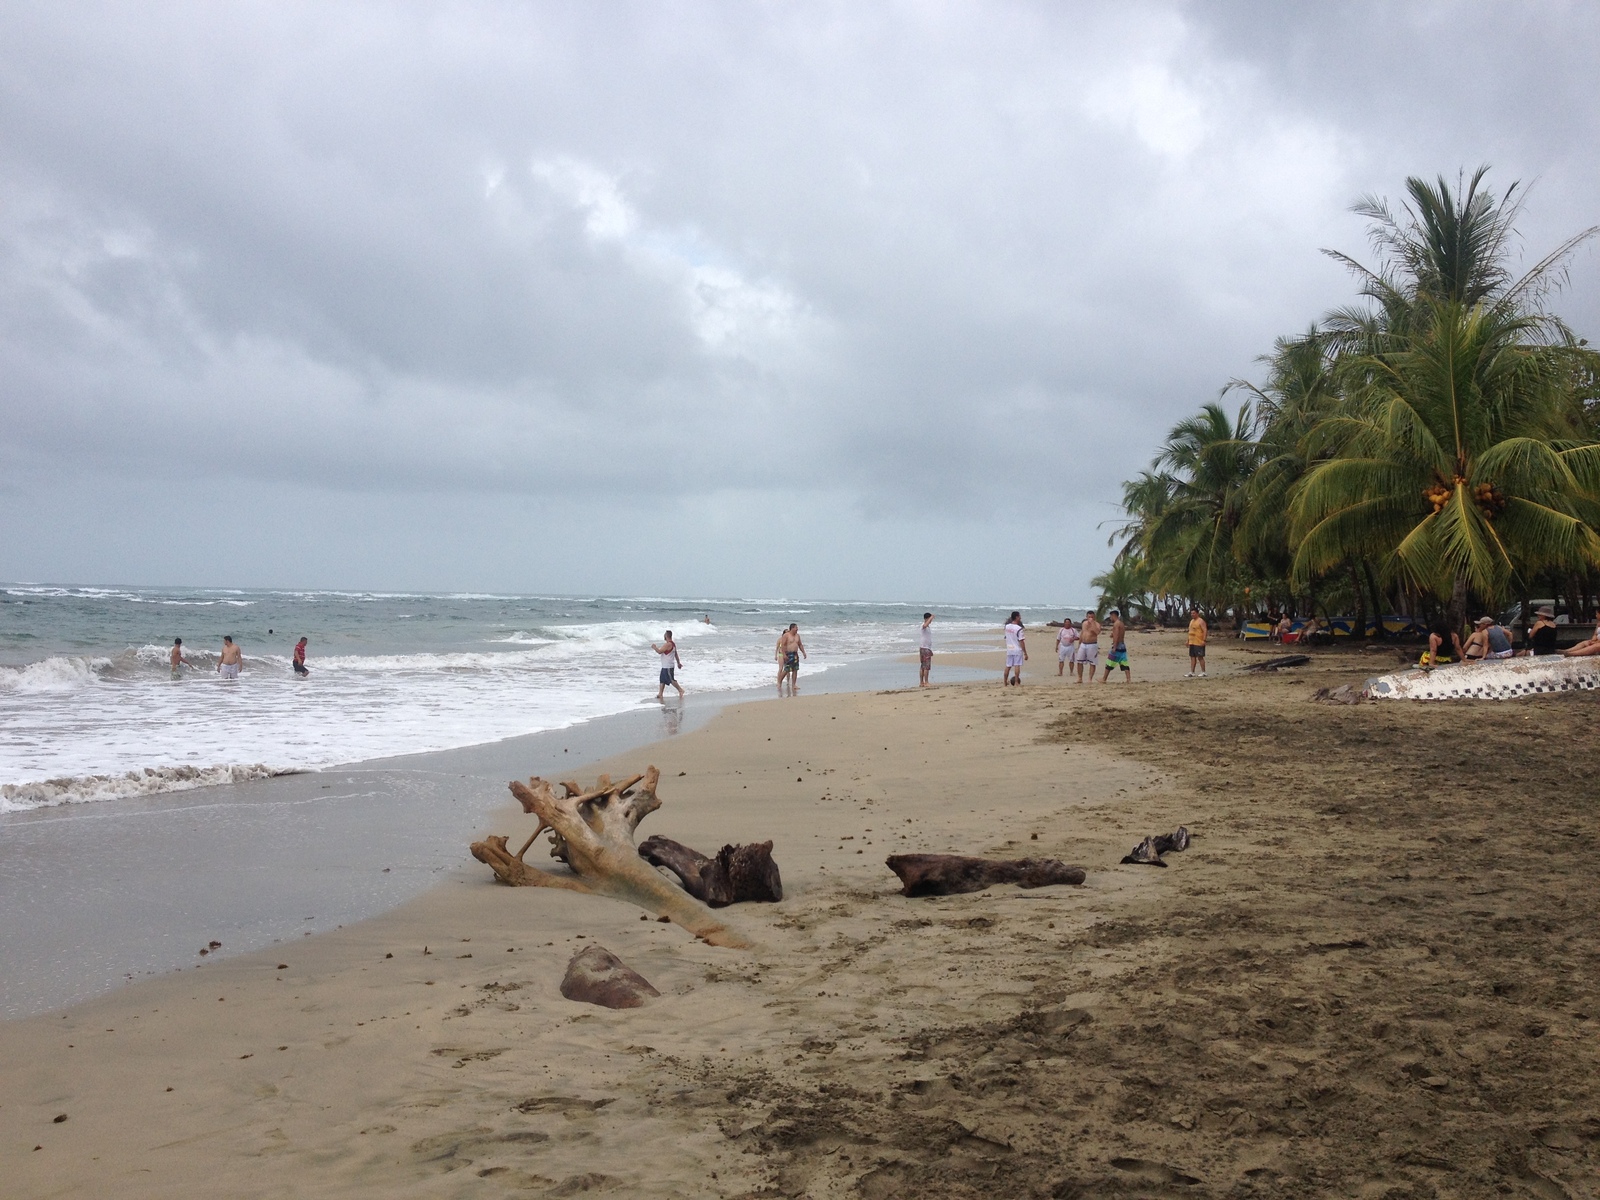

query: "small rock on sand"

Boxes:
[559, 945, 660, 1009]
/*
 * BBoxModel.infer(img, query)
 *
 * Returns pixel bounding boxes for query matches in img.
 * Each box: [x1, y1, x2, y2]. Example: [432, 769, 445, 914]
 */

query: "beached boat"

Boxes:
[1365, 655, 1600, 701]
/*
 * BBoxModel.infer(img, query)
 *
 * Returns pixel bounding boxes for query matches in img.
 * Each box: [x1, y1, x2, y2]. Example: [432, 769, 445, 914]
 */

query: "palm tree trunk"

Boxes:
[1448, 574, 1468, 639]
[1348, 562, 1367, 641]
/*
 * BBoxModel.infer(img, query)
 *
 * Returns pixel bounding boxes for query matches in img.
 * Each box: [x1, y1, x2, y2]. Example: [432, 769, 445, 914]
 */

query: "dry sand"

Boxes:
[4, 631, 1598, 1198]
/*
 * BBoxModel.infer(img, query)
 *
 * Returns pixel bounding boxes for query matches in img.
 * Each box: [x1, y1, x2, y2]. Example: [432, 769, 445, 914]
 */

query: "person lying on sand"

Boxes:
[1564, 611, 1600, 657]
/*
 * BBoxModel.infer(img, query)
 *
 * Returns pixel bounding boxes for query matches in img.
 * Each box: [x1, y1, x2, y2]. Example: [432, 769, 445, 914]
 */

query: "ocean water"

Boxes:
[0, 586, 1019, 812]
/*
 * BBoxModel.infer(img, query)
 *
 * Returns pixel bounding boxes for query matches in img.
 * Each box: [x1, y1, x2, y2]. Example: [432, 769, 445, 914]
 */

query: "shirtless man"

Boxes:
[218, 635, 243, 680]
[1101, 609, 1130, 682]
[169, 637, 193, 679]
[652, 630, 684, 700]
[1056, 618, 1078, 677]
[1003, 611, 1026, 686]
[777, 623, 806, 696]
[1075, 611, 1101, 683]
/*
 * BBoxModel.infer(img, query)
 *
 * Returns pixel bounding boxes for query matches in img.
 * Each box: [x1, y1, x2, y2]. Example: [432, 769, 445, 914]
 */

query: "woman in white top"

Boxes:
[1056, 619, 1079, 676]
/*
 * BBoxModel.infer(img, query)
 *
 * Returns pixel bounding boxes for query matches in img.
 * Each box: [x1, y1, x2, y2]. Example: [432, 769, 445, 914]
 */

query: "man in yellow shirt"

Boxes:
[1186, 609, 1208, 678]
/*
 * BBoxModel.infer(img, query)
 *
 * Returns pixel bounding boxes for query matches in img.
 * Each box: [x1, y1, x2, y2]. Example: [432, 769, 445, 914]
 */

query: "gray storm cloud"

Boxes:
[3, 1, 1598, 597]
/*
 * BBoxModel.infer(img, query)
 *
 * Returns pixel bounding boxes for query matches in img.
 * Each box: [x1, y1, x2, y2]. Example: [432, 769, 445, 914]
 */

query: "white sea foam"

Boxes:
[0, 587, 1032, 810]
[0, 765, 289, 813]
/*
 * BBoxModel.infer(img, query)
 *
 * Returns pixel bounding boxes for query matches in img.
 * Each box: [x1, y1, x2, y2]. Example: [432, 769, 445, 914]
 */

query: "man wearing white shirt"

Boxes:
[1003, 611, 1027, 686]
[918, 612, 935, 687]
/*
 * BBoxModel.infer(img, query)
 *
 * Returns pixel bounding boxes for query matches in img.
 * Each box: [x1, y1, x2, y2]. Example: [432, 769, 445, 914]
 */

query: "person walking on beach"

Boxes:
[1056, 619, 1079, 676]
[169, 637, 194, 679]
[1074, 611, 1100, 682]
[218, 635, 242, 680]
[918, 613, 935, 688]
[778, 623, 806, 696]
[653, 631, 684, 700]
[1003, 612, 1027, 686]
[292, 637, 310, 677]
[1102, 609, 1131, 682]
[1186, 608, 1208, 677]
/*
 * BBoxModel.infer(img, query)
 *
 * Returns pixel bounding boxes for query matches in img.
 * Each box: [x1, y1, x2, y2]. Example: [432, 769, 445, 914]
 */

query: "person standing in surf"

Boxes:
[777, 623, 806, 696]
[652, 631, 684, 700]
[292, 637, 310, 677]
[169, 638, 194, 679]
[217, 635, 243, 680]
[1003, 611, 1027, 686]
[918, 612, 935, 688]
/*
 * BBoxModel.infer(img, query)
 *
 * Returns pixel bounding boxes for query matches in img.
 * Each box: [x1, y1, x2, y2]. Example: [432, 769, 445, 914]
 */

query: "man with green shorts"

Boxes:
[1101, 609, 1130, 682]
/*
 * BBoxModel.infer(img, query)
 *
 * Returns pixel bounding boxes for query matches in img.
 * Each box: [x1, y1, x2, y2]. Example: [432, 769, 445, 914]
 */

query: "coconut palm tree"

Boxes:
[1139, 401, 1262, 610]
[1290, 170, 1600, 619]
[1089, 554, 1154, 621]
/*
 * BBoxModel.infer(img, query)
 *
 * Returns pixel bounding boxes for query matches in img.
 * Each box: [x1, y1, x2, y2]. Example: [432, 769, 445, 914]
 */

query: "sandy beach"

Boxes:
[5, 631, 1598, 1198]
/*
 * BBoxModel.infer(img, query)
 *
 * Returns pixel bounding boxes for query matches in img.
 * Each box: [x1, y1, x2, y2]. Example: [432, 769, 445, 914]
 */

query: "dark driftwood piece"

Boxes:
[638, 836, 783, 907]
[1246, 654, 1312, 672]
[885, 854, 1086, 897]
[560, 945, 660, 1009]
[1121, 826, 1191, 867]
[469, 767, 750, 948]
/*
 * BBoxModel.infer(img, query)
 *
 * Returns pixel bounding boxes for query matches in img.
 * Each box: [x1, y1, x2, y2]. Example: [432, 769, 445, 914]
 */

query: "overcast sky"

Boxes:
[4, 1, 1599, 602]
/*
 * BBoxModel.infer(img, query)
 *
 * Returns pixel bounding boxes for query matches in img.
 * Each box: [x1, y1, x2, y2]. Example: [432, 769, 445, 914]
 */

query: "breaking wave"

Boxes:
[1, 764, 292, 813]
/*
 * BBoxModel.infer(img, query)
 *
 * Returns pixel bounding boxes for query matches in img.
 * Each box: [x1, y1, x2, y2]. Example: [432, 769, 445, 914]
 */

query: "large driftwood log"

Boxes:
[885, 854, 1086, 897]
[638, 836, 783, 907]
[470, 767, 750, 948]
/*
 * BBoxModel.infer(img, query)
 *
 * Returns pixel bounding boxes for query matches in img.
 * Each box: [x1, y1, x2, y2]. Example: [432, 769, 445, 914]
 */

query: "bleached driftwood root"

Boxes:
[470, 767, 751, 948]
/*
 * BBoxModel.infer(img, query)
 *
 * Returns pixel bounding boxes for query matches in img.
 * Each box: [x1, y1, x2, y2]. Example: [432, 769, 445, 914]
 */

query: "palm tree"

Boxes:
[1139, 401, 1262, 611]
[1291, 171, 1600, 622]
[1089, 554, 1154, 621]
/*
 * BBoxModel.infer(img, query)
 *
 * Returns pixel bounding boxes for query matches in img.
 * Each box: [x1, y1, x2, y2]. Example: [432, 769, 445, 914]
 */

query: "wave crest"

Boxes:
[1, 764, 292, 812]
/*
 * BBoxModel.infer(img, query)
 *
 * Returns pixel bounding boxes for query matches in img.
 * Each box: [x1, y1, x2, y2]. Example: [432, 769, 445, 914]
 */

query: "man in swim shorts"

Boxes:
[652, 630, 684, 700]
[918, 613, 934, 687]
[218, 635, 242, 680]
[1056, 618, 1078, 676]
[778, 623, 806, 696]
[1074, 611, 1100, 683]
[1003, 611, 1026, 686]
[1101, 609, 1130, 682]
[169, 637, 193, 679]
[1186, 608, 1208, 677]
[292, 637, 310, 677]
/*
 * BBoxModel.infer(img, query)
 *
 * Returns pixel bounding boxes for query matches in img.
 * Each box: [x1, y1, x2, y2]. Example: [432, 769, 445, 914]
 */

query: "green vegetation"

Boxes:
[1107, 168, 1600, 632]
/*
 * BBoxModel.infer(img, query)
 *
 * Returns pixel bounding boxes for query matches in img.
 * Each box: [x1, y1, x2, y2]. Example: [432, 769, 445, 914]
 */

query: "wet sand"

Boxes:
[4, 632, 1597, 1197]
